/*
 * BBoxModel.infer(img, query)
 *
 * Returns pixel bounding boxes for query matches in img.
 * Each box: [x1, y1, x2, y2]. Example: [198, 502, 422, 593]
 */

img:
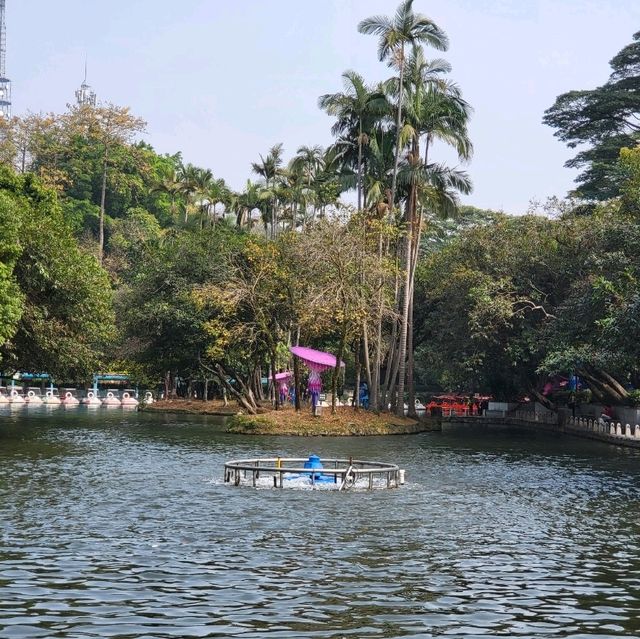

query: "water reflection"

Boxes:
[1, 410, 640, 637]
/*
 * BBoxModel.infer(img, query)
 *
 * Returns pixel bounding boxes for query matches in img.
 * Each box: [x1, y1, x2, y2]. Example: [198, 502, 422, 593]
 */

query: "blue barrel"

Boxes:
[303, 454, 323, 470]
[303, 454, 325, 480]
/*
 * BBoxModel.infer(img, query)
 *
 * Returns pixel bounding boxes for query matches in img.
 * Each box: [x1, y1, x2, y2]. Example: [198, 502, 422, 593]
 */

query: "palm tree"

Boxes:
[358, 0, 449, 210]
[153, 167, 184, 221]
[233, 180, 262, 228]
[206, 178, 230, 224]
[176, 163, 203, 223]
[319, 72, 387, 212]
[397, 159, 472, 415]
[192, 168, 214, 228]
[291, 145, 324, 225]
[391, 68, 472, 416]
[252, 143, 284, 237]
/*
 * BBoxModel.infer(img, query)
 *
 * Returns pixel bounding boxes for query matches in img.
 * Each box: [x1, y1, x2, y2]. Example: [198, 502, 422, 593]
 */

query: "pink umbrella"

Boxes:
[290, 346, 345, 408]
[274, 371, 292, 403]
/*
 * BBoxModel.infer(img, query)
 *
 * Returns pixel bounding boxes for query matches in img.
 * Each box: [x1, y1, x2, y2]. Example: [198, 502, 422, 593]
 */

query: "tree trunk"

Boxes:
[353, 337, 361, 409]
[99, 150, 108, 264]
[271, 351, 280, 410]
[293, 353, 302, 412]
[200, 361, 258, 414]
[371, 232, 384, 411]
[529, 386, 555, 410]
[331, 321, 348, 414]
[405, 137, 424, 418]
[593, 367, 629, 400]
[389, 45, 405, 209]
[164, 370, 170, 400]
[578, 367, 628, 404]
[395, 186, 415, 418]
[362, 322, 372, 396]
[407, 294, 416, 418]
[293, 326, 301, 411]
[357, 118, 363, 212]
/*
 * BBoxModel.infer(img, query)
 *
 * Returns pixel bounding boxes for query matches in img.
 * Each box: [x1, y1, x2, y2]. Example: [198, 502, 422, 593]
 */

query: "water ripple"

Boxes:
[2, 412, 640, 637]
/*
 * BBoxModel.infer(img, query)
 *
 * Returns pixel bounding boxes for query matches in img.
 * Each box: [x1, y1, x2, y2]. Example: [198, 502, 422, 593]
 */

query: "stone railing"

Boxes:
[513, 409, 559, 425]
[565, 416, 640, 441]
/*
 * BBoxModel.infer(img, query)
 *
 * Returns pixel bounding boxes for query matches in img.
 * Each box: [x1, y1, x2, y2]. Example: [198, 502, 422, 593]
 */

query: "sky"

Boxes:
[7, 0, 640, 214]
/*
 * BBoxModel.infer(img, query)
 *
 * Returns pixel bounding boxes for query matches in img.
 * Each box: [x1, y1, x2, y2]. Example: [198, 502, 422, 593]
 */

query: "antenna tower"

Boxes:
[75, 59, 96, 106]
[0, 0, 11, 118]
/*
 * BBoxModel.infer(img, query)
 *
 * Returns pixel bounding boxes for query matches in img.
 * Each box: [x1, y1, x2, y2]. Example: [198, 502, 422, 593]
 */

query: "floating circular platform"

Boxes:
[224, 456, 404, 490]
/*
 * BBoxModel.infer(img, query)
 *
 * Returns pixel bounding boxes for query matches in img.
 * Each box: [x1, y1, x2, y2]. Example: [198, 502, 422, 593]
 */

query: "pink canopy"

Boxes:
[274, 371, 292, 381]
[290, 346, 345, 371]
[290, 346, 345, 397]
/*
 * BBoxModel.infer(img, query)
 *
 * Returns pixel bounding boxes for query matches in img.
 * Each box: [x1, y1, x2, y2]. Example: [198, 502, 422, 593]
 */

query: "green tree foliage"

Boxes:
[0, 166, 114, 379]
[543, 31, 640, 200]
[117, 226, 247, 392]
[416, 151, 640, 404]
[619, 146, 640, 215]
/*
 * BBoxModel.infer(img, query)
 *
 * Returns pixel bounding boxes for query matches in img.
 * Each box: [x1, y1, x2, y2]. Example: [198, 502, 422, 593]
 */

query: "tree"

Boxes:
[358, 0, 449, 209]
[252, 144, 284, 237]
[0, 166, 115, 379]
[543, 31, 640, 200]
[62, 104, 146, 263]
[319, 72, 387, 212]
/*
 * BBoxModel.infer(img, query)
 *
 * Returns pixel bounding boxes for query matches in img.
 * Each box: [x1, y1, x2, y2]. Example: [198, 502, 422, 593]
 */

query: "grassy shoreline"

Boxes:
[143, 400, 439, 436]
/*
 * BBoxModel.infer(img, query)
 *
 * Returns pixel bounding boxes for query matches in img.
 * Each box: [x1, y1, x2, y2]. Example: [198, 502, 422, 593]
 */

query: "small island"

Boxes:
[144, 399, 433, 436]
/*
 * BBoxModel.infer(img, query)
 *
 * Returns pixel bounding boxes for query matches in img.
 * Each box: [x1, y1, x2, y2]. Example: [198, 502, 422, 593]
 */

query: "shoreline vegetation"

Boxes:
[144, 400, 433, 436]
[0, 5, 638, 421]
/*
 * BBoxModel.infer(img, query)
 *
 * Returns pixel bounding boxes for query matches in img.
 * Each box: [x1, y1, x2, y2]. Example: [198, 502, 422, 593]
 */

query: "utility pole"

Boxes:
[0, 0, 11, 118]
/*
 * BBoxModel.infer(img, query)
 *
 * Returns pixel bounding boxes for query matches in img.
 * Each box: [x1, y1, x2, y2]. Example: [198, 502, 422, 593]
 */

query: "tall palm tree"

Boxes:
[392, 69, 473, 416]
[252, 143, 284, 237]
[177, 163, 204, 223]
[291, 145, 324, 225]
[319, 72, 387, 212]
[233, 180, 262, 228]
[358, 0, 449, 210]
[153, 167, 184, 221]
[207, 178, 230, 224]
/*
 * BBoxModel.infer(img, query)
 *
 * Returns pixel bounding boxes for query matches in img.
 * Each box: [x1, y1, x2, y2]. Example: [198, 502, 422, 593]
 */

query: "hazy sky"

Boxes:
[7, 1, 640, 213]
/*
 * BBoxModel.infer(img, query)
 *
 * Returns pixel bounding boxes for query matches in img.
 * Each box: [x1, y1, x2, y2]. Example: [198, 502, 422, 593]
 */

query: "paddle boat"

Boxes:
[120, 391, 139, 408]
[25, 390, 43, 405]
[143, 391, 154, 404]
[101, 391, 121, 407]
[0, 391, 8, 406]
[82, 390, 102, 406]
[42, 390, 61, 406]
[61, 391, 79, 406]
[9, 389, 25, 405]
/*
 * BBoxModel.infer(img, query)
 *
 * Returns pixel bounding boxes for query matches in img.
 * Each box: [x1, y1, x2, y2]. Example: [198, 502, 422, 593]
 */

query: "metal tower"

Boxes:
[75, 60, 96, 106]
[0, 0, 11, 118]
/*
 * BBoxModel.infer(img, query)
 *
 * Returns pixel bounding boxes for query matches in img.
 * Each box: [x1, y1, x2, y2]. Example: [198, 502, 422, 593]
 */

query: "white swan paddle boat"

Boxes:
[82, 391, 102, 407]
[42, 390, 61, 406]
[101, 391, 121, 407]
[61, 391, 79, 407]
[9, 389, 25, 405]
[25, 390, 43, 405]
[120, 392, 139, 408]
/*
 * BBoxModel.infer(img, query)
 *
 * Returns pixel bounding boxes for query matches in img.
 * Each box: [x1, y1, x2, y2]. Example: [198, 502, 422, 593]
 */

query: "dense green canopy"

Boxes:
[544, 31, 640, 201]
[0, 166, 114, 379]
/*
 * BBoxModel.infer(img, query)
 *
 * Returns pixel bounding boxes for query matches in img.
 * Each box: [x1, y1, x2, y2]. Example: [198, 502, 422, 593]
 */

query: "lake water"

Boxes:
[1, 408, 640, 638]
